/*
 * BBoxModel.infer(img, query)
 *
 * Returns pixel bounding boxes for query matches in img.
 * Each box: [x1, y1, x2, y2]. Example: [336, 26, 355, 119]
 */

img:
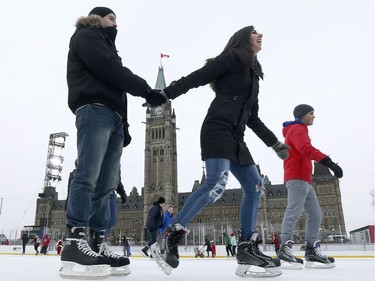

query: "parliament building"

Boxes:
[34, 66, 346, 245]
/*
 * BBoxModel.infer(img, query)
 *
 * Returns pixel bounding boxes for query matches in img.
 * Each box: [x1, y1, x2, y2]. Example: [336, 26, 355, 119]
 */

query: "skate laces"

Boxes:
[247, 239, 271, 260]
[99, 242, 121, 259]
[283, 241, 296, 258]
[77, 239, 102, 257]
[313, 244, 328, 259]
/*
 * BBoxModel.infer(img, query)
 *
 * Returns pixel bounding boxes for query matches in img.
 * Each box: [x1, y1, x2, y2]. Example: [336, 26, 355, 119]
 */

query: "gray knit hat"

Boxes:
[89, 7, 116, 18]
[293, 104, 314, 118]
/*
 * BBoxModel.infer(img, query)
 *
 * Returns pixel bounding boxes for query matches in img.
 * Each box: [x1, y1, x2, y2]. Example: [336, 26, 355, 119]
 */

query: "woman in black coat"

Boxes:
[158, 26, 288, 275]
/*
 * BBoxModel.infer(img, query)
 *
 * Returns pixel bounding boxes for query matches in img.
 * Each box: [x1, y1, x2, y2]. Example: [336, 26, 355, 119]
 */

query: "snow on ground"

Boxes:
[0, 254, 373, 281]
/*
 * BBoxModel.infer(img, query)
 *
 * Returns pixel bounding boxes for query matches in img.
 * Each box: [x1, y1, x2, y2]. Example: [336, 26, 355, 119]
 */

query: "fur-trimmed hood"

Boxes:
[75, 14, 102, 28]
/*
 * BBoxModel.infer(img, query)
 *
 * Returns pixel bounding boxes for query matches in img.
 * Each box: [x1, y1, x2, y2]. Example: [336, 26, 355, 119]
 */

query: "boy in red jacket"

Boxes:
[277, 104, 343, 269]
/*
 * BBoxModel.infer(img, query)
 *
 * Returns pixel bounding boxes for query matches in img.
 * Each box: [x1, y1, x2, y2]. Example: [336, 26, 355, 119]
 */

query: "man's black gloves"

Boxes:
[319, 156, 343, 178]
[144, 89, 167, 107]
[116, 181, 127, 204]
[272, 141, 291, 160]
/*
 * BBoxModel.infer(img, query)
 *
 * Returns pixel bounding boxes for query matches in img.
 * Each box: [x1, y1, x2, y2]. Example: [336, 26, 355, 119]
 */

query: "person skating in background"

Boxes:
[121, 236, 131, 257]
[60, 6, 166, 279]
[272, 234, 281, 255]
[30, 235, 40, 255]
[21, 231, 29, 254]
[150, 25, 287, 277]
[277, 104, 343, 270]
[204, 236, 213, 258]
[141, 197, 165, 257]
[160, 205, 174, 233]
[223, 232, 234, 257]
[231, 233, 238, 256]
[40, 234, 50, 255]
[56, 239, 63, 255]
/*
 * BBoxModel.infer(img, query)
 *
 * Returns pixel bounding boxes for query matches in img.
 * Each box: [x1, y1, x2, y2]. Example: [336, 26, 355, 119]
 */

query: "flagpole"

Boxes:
[160, 53, 169, 68]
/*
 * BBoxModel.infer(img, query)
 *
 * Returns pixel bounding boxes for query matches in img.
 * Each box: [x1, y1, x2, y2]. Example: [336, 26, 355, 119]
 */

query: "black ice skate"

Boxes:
[60, 227, 111, 279]
[140, 245, 149, 257]
[278, 240, 304, 269]
[305, 241, 335, 269]
[236, 233, 282, 278]
[90, 230, 131, 276]
[150, 223, 189, 275]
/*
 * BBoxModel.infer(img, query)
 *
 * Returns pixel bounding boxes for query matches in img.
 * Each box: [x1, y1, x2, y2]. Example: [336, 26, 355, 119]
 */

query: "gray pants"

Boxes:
[280, 180, 322, 244]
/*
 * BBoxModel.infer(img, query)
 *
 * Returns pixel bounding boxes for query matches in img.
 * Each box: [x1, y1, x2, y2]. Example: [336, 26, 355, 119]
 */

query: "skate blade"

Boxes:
[281, 260, 303, 270]
[236, 264, 282, 278]
[110, 265, 131, 276]
[305, 260, 335, 269]
[59, 262, 110, 279]
[150, 243, 173, 275]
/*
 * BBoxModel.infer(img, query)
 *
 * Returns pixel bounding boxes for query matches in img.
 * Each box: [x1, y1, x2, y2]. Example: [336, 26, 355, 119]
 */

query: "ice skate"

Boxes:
[305, 241, 335, 269]
[90, 230, 131, 276]
[150, 223, 189, 275]
[140, 245, 149, 257]
[235, 233, 282, 278]
[277, 240, 303, 270]
[60, 227, 111, 279]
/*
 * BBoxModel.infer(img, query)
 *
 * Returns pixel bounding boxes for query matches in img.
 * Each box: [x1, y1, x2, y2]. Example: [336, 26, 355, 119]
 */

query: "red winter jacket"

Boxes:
[282, 121, 326, 183]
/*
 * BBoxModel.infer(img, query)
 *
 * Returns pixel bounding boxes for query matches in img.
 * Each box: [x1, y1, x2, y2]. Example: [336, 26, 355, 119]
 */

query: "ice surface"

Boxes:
[0, 254, 373, 281]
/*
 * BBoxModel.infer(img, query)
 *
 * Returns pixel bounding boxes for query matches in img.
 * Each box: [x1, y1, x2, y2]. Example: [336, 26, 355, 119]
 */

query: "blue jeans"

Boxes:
[66, 104, 123, 232]
[106, 191, 117, 236]
[173, 158, 262, 240]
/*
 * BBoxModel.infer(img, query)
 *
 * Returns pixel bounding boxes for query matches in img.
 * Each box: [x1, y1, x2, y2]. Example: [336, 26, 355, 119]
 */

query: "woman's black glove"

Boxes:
[144, 89, 167, 107]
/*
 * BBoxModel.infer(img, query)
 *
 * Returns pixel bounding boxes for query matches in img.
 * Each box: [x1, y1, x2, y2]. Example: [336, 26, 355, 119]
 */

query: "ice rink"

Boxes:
[0, 254, 373, 281]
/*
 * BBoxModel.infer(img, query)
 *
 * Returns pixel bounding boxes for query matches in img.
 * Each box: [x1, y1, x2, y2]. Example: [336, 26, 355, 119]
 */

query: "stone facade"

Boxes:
[35, 163, 346, 245]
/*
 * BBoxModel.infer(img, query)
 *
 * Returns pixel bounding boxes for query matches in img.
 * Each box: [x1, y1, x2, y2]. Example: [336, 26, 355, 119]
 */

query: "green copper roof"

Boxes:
[154, 66, 166, 90]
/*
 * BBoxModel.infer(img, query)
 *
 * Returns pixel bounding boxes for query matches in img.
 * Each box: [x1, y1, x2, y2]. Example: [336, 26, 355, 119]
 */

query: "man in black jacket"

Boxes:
[141, 197, 165, 257]
[60, 7, 166, 279]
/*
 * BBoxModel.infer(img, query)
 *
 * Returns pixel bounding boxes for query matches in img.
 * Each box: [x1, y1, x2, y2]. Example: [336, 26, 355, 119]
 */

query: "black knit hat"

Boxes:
[157, 197, 166, 204]
[89, 7, 116, 18]
[293, 104, 314, 118]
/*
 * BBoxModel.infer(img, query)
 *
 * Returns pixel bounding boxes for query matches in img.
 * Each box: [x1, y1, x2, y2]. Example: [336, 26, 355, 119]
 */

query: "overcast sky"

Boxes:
[0, 0, 373, 238]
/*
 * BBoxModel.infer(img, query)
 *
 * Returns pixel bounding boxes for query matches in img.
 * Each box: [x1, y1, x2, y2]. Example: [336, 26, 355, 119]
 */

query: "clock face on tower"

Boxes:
[154, 106, 163, 116]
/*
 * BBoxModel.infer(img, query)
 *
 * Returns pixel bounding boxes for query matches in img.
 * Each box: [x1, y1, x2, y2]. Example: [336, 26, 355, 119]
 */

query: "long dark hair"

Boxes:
[208, 26, 263, 91]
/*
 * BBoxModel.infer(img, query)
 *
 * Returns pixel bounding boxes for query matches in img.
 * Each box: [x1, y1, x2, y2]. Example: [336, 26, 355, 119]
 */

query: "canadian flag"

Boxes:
[160, 53, 170, 58]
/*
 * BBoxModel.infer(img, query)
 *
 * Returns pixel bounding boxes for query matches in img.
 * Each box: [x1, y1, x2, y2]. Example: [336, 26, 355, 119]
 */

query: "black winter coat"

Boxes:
[67, 15, 151, 119]
[165, 52, 278, 164]
[146, 202, 164, 231]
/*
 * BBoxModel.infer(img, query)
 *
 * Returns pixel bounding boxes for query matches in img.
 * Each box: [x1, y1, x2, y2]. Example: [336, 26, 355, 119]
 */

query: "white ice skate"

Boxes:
[150, 241, 173, 275]
[150, 223, 189, 275]
[59, 261, 110, 279]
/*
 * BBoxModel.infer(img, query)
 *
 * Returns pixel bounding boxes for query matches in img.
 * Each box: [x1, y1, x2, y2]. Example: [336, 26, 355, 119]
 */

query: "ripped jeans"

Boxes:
[173, 158, 263, 240]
